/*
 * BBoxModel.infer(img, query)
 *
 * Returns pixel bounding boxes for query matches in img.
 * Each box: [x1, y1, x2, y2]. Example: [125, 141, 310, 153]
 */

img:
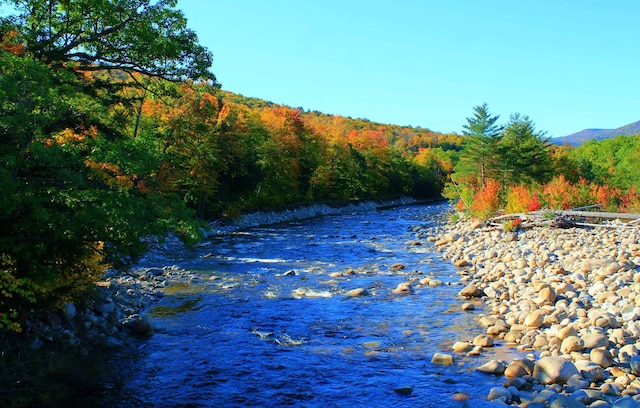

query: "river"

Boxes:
[108, 202, 509, 407]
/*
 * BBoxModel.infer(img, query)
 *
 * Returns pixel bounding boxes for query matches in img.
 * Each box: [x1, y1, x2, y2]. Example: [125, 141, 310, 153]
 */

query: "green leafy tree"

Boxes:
[1, 0, 214, 82]
[0, 0, 215, 331]
[456, 103, 502, 187]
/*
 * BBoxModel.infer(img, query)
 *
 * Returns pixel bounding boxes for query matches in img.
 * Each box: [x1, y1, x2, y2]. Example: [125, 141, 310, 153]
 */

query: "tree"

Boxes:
[497, 113, 552, 186]
[1, 0, 214, 82]
[456, 103, 502, 187]
[0, 0, 214, 331]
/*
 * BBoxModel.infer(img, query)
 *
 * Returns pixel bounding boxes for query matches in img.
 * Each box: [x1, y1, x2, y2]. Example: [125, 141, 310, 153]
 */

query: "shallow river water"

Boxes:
[111, 202, 510, 407]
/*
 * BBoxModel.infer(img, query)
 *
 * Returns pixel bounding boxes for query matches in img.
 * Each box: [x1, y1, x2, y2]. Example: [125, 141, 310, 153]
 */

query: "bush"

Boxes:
[470, 179, 501, 220]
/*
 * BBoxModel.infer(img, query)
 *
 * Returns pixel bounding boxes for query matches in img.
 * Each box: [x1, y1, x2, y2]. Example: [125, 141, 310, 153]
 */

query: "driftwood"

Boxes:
[488, 205, 640, 230]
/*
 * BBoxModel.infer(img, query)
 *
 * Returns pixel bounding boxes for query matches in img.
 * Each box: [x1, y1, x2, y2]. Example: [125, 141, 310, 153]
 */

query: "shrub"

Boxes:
[541, 175, 579, 209]
[505, 184, 542, 213]
[470, 179, 501, 220]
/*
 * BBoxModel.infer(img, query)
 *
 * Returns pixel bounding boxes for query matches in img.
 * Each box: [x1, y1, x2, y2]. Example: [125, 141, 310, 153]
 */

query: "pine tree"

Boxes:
[498, 113, 552, 186]
[456, 103, 502, 187]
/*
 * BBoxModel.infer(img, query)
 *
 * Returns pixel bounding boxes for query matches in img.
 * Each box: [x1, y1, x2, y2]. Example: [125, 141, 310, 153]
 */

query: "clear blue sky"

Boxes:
[181, 1, 639, 137]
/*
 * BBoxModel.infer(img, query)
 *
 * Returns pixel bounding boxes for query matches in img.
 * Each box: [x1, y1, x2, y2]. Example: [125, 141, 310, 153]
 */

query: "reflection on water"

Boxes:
[108, 203, 504, 408]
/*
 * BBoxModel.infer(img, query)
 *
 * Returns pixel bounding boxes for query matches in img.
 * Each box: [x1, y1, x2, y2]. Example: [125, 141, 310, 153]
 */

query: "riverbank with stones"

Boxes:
[419, 216, 640, 407]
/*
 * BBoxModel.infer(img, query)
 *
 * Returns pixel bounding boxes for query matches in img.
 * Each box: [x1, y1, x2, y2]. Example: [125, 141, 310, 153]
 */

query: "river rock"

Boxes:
[487, 386, 511, 402]
[549, 394, 586, 408]
[393, 282, 412, 294]
[574, 360, 604, 381]
[524, 310, 545, 328]
[346, 288, 369, 297]
[557, 326, 579, 341]
[477, 359, 506, 375]
[590, 348, 614, 368]
[532, 356, 580, 385]
[505, 359, 534, 378]
[459, 284, 483, 298]
[539, 286, 557, 304]
[582, 332, 608, 349]
[62, 303, 77, 322]
[619, 344, 639, 361]
[452, 341, 472, 353]
[431, 353, 454, 366]
[560, 336, 584, 354]
[122, 315, 153, 336]
[473, 334, 494, 347]
[612, 397, 640, 408]
[629, 355, 640, 376]
[565, 373, 590, 392]
[443, 232, 461, 243]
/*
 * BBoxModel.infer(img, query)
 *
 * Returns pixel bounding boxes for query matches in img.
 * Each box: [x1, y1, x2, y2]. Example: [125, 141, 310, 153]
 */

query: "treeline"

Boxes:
[137, 86, 462, 220]
[0, 0, 460, 331]
[443, 104, 640, 220]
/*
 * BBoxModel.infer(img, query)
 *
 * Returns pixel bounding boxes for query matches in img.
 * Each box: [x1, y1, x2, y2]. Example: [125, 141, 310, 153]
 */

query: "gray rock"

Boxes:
[591, 348, 614, 368]
[629, 355, 640, 376]
[612, 397, 640, 408]
[473, 334, 494, 347]
[487, 386, 511, 402]
[532, 356, 580, 385]
[346, 288, 369, 297]
[61, 303, 77, 322]
[122, 315, 153, 336]
[565, 373, 590, 392]
[582, 332, 608, 349]
[431, 353, 454, 365]
[549, 394, 586, 408]
[476, 359, 506, 375]
[459, 284, 484, 298]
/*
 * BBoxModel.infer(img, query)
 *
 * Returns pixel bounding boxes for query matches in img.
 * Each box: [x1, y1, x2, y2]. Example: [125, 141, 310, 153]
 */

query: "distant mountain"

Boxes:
[551, 120, 640, 146]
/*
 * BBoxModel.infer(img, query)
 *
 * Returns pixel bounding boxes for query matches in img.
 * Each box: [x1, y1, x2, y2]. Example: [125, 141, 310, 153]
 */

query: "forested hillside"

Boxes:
[1, 0, 639, 334]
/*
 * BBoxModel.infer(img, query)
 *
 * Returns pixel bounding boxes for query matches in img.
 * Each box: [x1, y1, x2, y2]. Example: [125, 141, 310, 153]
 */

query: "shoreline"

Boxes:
[426, 217, 640, 406]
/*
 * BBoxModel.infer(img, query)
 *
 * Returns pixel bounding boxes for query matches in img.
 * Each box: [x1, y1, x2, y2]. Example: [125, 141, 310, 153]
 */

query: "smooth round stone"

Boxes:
[487, 386, 511, 402]
[566, 373, 590, 392]
[560, 336, 584, 354]
[459, 284, 484, 298]
[346, 288, 369, 297]
[619, 344, 639, 361]
[473, 334, 494, 347]
[525, 310, 545, 328]
[477, 359, 506, 375]
[532, 356, 580, 385]
[574, 359, 604, 381]
[582, 332, 608, 349]
[505, 359, 534, 378]
[452, 341, 472, 353]
[590, 348, 614, 368]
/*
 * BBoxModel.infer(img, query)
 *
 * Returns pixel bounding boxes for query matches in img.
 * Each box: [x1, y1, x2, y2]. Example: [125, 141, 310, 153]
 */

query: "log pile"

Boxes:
[488, 204, 640, 230]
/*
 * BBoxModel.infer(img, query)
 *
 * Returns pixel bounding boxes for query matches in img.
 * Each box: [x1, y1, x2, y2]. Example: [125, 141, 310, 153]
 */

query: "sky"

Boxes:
[183, 2, 634, 137]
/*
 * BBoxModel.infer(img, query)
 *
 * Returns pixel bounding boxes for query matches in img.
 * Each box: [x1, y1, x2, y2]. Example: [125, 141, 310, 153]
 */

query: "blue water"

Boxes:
[112, 203, 507, 407]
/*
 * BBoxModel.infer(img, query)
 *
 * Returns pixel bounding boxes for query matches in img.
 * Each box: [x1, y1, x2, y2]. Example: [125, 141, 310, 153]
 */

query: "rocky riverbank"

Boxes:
[422, 217, 640, 407]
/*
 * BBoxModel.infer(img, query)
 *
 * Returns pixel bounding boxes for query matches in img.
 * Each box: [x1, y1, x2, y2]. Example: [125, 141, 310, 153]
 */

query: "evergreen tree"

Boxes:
[497, 113, 552, 186]
[456, 103, 502, 186]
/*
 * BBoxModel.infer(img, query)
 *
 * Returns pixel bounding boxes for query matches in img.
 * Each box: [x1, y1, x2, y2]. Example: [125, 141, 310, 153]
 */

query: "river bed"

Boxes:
[108, 202, 510, 407]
